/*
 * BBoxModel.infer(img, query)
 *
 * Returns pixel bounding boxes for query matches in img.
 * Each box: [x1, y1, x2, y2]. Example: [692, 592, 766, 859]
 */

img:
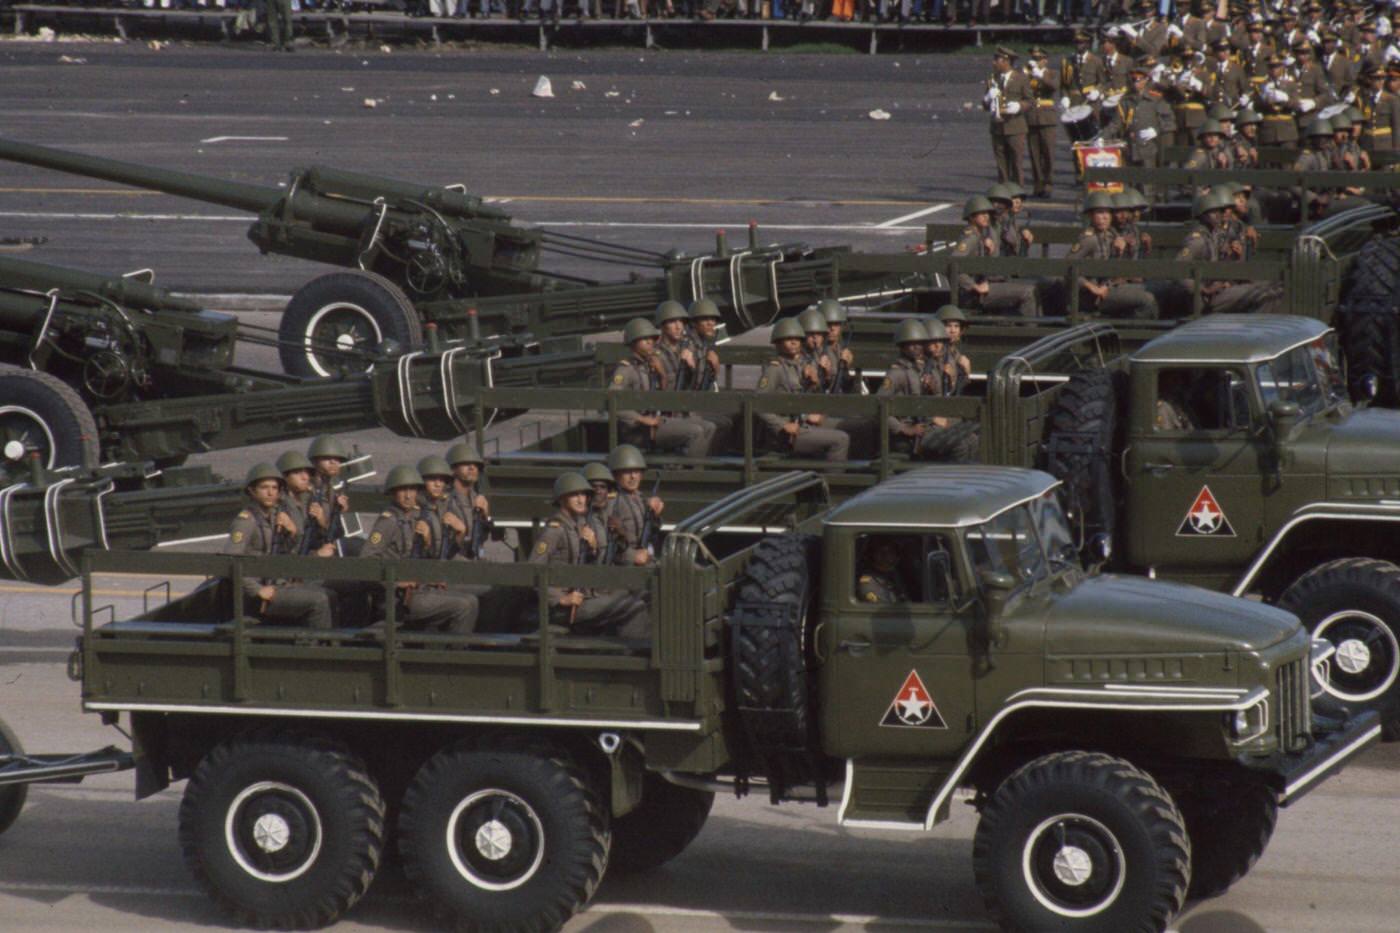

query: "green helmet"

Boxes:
[1119, 188, 1149, 210]
[1193, 189, 1228, 219]
[894, 318, 930, 346]
[1197, 118, 1226, 139]
[1003, 181, 1028, 200]
[244, 462, 284, 488]
[688, 297, 721, 320]
[987, 183, 1014, 204]
[276, 451, 314, 475]
[623, 318, 661, 345]
[446, 442, 485, 467]
[582, 461, 615, 485]
[1082, 191, 1116, 213]
[1236, 108, 1263, 126]
[552, 471, 591, 502]
[384, 465, 424, 491]
[798, 308, 828, 334]
[1304, 117, 1332, 138]
[417, 455, 452, 479]
[307, 434, 348, 462]
[963, 195, 994, 220]
[1331, 113, 1353, 131]
[654, 300, 689, 325]
[1206, 102, 1235, 121]
[607, 443, 648, 472]
[935, 304, 969, 324]
[924, 319, 949, 342]
[771, 317, 805, 342]
[1110, 191, 1132, 209]
[817, 298, 847, 324]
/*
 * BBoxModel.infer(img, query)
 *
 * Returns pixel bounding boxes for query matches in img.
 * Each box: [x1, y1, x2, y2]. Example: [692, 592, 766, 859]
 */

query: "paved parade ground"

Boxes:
[2, 39, 1400, 933]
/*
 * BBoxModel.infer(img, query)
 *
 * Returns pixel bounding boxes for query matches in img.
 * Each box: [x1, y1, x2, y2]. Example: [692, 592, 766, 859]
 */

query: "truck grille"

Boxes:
[1276, 658, 1311, 753]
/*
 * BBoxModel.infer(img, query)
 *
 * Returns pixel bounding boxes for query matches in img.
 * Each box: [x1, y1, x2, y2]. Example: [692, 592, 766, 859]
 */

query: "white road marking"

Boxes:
[198, 136, 289, 144]
[875, 202, 951, 228]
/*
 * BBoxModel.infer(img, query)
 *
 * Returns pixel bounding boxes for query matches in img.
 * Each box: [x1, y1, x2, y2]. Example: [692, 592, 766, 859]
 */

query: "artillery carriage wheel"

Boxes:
[609, 773, 714, 874]
[278, 271, 423, 378]
[0, 718, 30, 836]
[0, 366, 99, 472]
[177, 730, 386, 928]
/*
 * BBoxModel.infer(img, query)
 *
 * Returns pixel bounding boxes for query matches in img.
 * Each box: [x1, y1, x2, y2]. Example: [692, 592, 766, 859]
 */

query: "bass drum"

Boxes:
[1060, 104, 1100, 143]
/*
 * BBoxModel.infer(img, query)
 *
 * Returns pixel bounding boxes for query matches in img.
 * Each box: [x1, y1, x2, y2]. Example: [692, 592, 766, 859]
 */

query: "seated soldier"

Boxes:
[755, 318, 851, 462]
[934, 305, 973, 394]
[879, 319, 979, 463]
[682, 298, 724, 391]
[610, 317, 715, 459]
[446, 442, 493, 560]
[819, 298, 858, 393]
[582, 461, 618, 561]
[306, 434, 351, 555]
[224, 463, 334, 629]
[952, 195, 1040, 317]
[529, 472, 649, 639]
[1067, 192, 1158, 319]
[1155, 371, 1195, 432]
[360, 466, 479, 634]
[857, 538, 911, 604]
[276, 451, 338, 557]
[605, 444, 664, 567]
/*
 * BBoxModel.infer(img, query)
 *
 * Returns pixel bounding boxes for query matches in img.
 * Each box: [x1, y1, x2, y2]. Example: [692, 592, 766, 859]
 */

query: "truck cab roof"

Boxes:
[1131, 315, 1330, 366]
[823, 466, 1058, 529]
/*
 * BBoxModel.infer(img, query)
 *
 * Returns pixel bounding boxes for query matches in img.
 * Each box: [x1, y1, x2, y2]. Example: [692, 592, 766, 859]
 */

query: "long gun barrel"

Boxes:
[0, 254, 203, 314]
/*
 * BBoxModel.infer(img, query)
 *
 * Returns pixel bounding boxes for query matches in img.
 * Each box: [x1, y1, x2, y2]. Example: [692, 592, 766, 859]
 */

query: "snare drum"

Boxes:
[1060, 104, 1100, 143]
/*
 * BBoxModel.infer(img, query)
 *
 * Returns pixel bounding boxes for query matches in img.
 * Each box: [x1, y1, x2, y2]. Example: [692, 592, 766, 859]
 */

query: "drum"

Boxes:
[1073, 142, 1126, 193]
[1060, 104, 1100, 143]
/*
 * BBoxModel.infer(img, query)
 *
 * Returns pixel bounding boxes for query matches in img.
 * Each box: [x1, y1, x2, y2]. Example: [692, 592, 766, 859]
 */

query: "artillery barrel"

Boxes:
[0, 255, 204, 314]
[302, 166, 511, 222]
[0, 138, 280, 214]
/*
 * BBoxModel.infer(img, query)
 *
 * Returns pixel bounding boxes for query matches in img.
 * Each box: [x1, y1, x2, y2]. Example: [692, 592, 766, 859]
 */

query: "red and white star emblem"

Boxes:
[1176, 486, 1235, 537]
[880, 670, 948, 729]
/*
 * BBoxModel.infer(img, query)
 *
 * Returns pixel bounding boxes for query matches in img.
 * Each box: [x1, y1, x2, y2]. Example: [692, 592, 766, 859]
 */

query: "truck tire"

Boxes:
[1279, 557, 1400, 737]
[972, 751, 1189, 933]
[1170, 773, 1276, 900]
[1337, 236, 1400, 406]
[177, 731, 386, 928]
[1044, 369, 1123, 545]
[278, 270, 422, 378]
[0, 366, 99, 471]
[398, 740, 609, 932]
[609, 774, 713, 874]
[0, 718, 29, 836]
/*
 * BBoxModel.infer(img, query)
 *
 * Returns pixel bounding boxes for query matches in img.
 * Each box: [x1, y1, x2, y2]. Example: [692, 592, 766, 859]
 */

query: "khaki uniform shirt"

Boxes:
[362, 503, 441, 561]
[856, 571, 909, 604]
[529, 509, 597, 602]
[224, 504, 284, 598]
[755, 355, 809, 441]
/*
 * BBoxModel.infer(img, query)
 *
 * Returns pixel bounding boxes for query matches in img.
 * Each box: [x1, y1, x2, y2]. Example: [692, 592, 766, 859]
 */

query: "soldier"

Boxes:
[988, 184, 1021, 258]
[952, 196, 1039, 317]
[856, 538, 910, 604]
[1061, 31, 1107, 108]
[307, 434, 351, 554]
[1294, 41, 1335, 113]
[276, 451, 337, 558]
[1330, 113, 1371, 173]
[682, 298, 723, 391]
[933, 305, 973, 394]
[1099, 34, 1132, 99]
[1210, 38, 1251, 108]
[1154, 371, 1195, 431]
[878, 319, 978, 463]
[446, 442, 493, 561]
[267, 0, 293, 51]
[1172, 52, 1214, 148]
[819, 298, 857, 395]
[1293, 118, 1335, 219]
[1105, 64, 1177, 200]
[1175, 190, 1283, 315]
[1067, 192, 1158, 320]
[1183, 118, 1235, 171]
[1377, 63, 1400, 155]
[1257, 55, 1302, 147]
[1132, 12, 1172, 60]
[1322, 32, 1356, 101]
[605, 445, 665, 567]
[529, 472, 649, 639]
[610, 318, 715, 458]
[1232, 107, 1262, 166]
[581, 460, 617, 544]
[417, 456, 468, 560]
[653, 300, 696, 392]
[1218, 183, 1263, 258]
[360, 466, 479, 634]
[755, 318, 850, 462]
[1111, 192, 1146, 259]
[1356, 21, 1387, 74]
[1242, 20, 1275, 81]
[1024, 47, 1059, 198]
[798, 308, 836, 393]
[224, 463, 334, 630]
[986, 46, 1033, 186]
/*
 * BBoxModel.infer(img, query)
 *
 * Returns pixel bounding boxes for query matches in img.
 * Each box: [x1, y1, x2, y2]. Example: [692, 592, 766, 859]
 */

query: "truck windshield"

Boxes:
[1256, 336, 1344, 417]
[965, 504, 1047, 586]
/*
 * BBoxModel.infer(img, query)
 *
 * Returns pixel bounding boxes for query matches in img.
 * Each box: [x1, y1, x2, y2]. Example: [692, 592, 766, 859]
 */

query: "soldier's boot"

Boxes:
[793, 426, 851, 462]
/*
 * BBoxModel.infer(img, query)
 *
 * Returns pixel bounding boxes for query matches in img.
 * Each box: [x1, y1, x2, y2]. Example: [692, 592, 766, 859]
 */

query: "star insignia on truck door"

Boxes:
[1176, 485, 1236, 537]
[880, 670, 948, 729]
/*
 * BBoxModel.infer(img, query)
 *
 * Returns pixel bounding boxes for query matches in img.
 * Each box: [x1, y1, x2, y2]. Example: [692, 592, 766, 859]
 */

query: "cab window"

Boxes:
[854, 533, 959, 607]
[1154, 367, 1250, 433]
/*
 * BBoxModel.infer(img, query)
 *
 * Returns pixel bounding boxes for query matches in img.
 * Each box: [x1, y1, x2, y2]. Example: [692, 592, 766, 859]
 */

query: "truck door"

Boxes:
[819, 531, 977, 758]
[1124, 365, 1265, 573]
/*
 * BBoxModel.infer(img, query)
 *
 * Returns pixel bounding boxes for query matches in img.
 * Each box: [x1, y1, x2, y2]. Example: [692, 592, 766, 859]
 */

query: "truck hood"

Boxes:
[1326, 406, 1400, 478]
[1041, 574, 1300, 654]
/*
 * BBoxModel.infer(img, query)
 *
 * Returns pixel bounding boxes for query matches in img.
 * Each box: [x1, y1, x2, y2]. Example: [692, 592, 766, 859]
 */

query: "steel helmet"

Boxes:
[416, 455, 452, 479]
[623, 318, 661, 344]
[987, 183, 1015, 204]
[446, 442, 485, 466]
[894, 319, 930, 346]
[307, 434, 348, 462]
[276, 451, 314, 474]
[1207, 102, 1235, 121]
[654, 300, 689, 325]
[582, 461, 615, 485]
[1082, 191, 1116, 213]
[1119, 188, 1149, 210]
[1304, 117, 1333, 138]
[1331, 113, 1353, 131]
[963, 195, 994, 220]
[798, 308, 828, 334]
[384, 465, 424, 491]
[1197, 118, 1226, 139]
[924, 319, 949, 342]
[1193, 190, 1227, 219]
[244, 462, 283, 488]
[1003, 181, 1028, 200]
[1110, 192, 1132, 209]
[552, 471, 591, 502]
[935, 304, 969, 324]
[771, 317, 805, 342]
[688, 297, 721, 320]
[1236, 108, 1263, 126]
[607, 444, 648, 472]
[817, 298, 847, 323]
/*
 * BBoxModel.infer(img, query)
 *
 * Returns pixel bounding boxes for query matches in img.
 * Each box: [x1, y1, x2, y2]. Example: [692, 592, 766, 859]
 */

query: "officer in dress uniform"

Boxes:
[1062, 31, 1107, 107]
[1067, 192, 1159, 319]
[1025, 47, 1059, 198]
[856, 538, 910, 604]
[529, 472, 649, 639]
[1104, 63, 1177, 200]
[610, 318, 715, 458]
[952, 196, 1039, 317]
[986, 46, 1033, 186]
[755, 318, 851, 462]
[1257, 54, 1303, 146]
[224, 463, 334, 629]
[604, 445, 665, 567]
[1211, 38, 1251, 107]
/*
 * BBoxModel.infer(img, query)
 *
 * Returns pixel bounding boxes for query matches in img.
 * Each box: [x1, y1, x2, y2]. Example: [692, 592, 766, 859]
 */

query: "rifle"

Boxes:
[694, 337, 718, 392]
[602, 513, 621, 566]
[567, 517, 596, 628]
[638, 476, 663, 556]
[468, 503, 491, 559]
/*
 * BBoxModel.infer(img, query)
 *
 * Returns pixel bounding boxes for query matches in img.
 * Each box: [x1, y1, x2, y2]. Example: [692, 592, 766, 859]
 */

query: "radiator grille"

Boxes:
[1276, 658, 1311, 753]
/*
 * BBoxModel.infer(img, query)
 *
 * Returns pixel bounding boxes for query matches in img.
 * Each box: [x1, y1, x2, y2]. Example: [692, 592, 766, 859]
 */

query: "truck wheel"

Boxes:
[1337, 236, 1400, 406]
[1279, 558, 1400, 736]
[1044, 369, 1123, 545]
[0, 366, 99, 471]
[972, 751, 1189, 933]
[398, 741, 609, 931]
[609, 774, 713, 874]
[177, 731, 385, 928]
[0, 718, 29, 836]
[1170, 774, 1276, 900]
[278, 271, 423, 378]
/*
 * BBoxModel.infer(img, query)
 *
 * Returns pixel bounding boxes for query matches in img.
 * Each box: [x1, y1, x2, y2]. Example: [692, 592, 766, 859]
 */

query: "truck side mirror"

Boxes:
[1268, 399, 1301, 443]
[979, 570, 1017, 647]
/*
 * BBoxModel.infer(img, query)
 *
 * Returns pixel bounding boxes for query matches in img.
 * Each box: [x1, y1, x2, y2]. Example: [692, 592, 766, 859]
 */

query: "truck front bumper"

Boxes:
[1266, 709, 1381, 806]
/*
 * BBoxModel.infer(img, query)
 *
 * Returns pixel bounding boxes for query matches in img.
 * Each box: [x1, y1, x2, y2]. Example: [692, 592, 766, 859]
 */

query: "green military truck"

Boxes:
[1, 466, 1374, 933]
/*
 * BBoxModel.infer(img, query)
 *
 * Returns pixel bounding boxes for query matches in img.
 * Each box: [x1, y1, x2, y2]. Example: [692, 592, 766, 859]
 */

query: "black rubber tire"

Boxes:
[0, 718, 29, 836]
[1044, 368, 1123, 546]
[1278, 557, 1400, 737]
[177, 730, 386, 929]
[398, 740, 609, 932]
[0, 365, 99, 471]
[972, 751, 1190, 933]
[277, 270, 423, 378]
[1337, 236, 1400, 407]
[1170, 773, 1277, 900]
[609, 774, 714, 874]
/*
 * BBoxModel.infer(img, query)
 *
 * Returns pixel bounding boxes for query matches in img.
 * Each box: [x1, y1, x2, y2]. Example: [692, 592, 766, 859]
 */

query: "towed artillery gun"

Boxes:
[0, 138, 905, 378]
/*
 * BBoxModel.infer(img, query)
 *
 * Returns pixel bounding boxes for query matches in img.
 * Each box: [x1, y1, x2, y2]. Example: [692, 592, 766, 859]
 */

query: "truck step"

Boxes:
[839, 759, 949, 829]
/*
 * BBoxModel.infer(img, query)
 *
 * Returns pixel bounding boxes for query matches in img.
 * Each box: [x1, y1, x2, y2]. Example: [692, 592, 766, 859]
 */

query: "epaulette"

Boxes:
[607, 491, 617, 500]
[237, 510, 251, 519]
[858, 575, 872, 583]
[547, 520, 561, 528]
[381, 511, 393, 518]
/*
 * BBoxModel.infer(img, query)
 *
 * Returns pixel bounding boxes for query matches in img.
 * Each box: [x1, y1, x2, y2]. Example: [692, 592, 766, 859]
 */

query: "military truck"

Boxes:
[0, 466, 1373, 933]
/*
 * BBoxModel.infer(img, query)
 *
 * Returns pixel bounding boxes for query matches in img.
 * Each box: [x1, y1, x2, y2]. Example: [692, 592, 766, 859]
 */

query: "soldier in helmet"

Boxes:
[417, 456, 465, 560]
[652, 300, 696, 392]
[1329, 114, 1370, 175]
[1066, 193, 1158, 320]
[988, 185, 1024, 259]
[1175, 190, 1284, 315]
[581, 461, 618, 561]
[1293, 118, 1335, 218]
[610, 318, 715, 458]
[818, 298, 857, 394]
[755, 318, 850, 462]
[224, 463, 334, 629]
[306, 434, 351, 555]
[529, 472, 649, 639]
[1110, 191, 1150, 260]
[604, 445, 665, 567]
[1182, 119, 1234, 171]
[932, 305, 973, 395]
[446, 442, 493, 561]
[856, 537, 910, 604]
[952, 196, 1039, 317]
[878, 320, 978, 463]
[1231, 108, 1262, 168]
[277, 451, 337, 557]
[360, 466, 479, 634]
[682, 298, 723, 391]
[798, 307, 836, 393]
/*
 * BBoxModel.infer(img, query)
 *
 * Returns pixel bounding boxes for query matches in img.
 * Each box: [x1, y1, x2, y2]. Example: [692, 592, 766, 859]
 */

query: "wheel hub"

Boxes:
[1336, 638, 1373, 675]
[252, 813, 292, 853]
[446, 788, 546, 892]
[1051, 845, 1094, 886]
[474, 819, 513, 860]
[2, 440, 22, 463]
[1314, 609, 1400, 703]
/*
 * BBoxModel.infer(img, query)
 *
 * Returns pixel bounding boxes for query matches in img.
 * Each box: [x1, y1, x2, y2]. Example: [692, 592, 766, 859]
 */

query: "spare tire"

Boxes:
[278, 270, 423, 379]
[1043, 368, 1124, 545]
[0, 366, 99, 472]
[1338, 236, 1400, 407]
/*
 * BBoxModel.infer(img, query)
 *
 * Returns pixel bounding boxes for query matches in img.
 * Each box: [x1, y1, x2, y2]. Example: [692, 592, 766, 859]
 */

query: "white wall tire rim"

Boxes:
[1313, 610, 1400, 703]
[445, 788, 546, 892]
[303, 302, 383, 378]
[224, 781, 324, 883]
[0, 405, 56, 467]
[1021, 812, 1126, 919]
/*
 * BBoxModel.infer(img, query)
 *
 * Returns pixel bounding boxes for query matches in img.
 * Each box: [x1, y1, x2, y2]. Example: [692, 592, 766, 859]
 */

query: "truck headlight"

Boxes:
[1226, 697, 1270, 743]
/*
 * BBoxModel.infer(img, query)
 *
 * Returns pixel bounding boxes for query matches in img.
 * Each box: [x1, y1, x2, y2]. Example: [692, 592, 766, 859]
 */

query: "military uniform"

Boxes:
[754, 356, 851, 461]
[1100, 49, 1132, 97]
[606, 490, 656, 566]
[1292, 144, 1333, 218]
[1024, 60, 1059, 197]
[1061, 48, 1107, 105]
[1182, 141, 1234, 171]
[267, 0, 293, 51]
[529, 510, 649, 638]
[951, 224, 1039, 317]
[857, 571, 909, 604]
[1105, 91, 1176, 197]
[1172, 66, 1213, 148]
[361, 504, 479, 633]
[1175, 225, 1284, 315]
[1211, 56, 1250, 107]
[877, 356, 979, 463]
[1066, 228, 1158, 319]
[446, 484, 491, 560]
[1257, 74, 1301, 146]
[224, 506, 333, 629]
[1362, 86, 1399, 154]
[987, 67, 1033, 186]
[1154, 398, 1192, 431]
[609, 355, 715, 457]
[1324, 49, 1355, 99]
